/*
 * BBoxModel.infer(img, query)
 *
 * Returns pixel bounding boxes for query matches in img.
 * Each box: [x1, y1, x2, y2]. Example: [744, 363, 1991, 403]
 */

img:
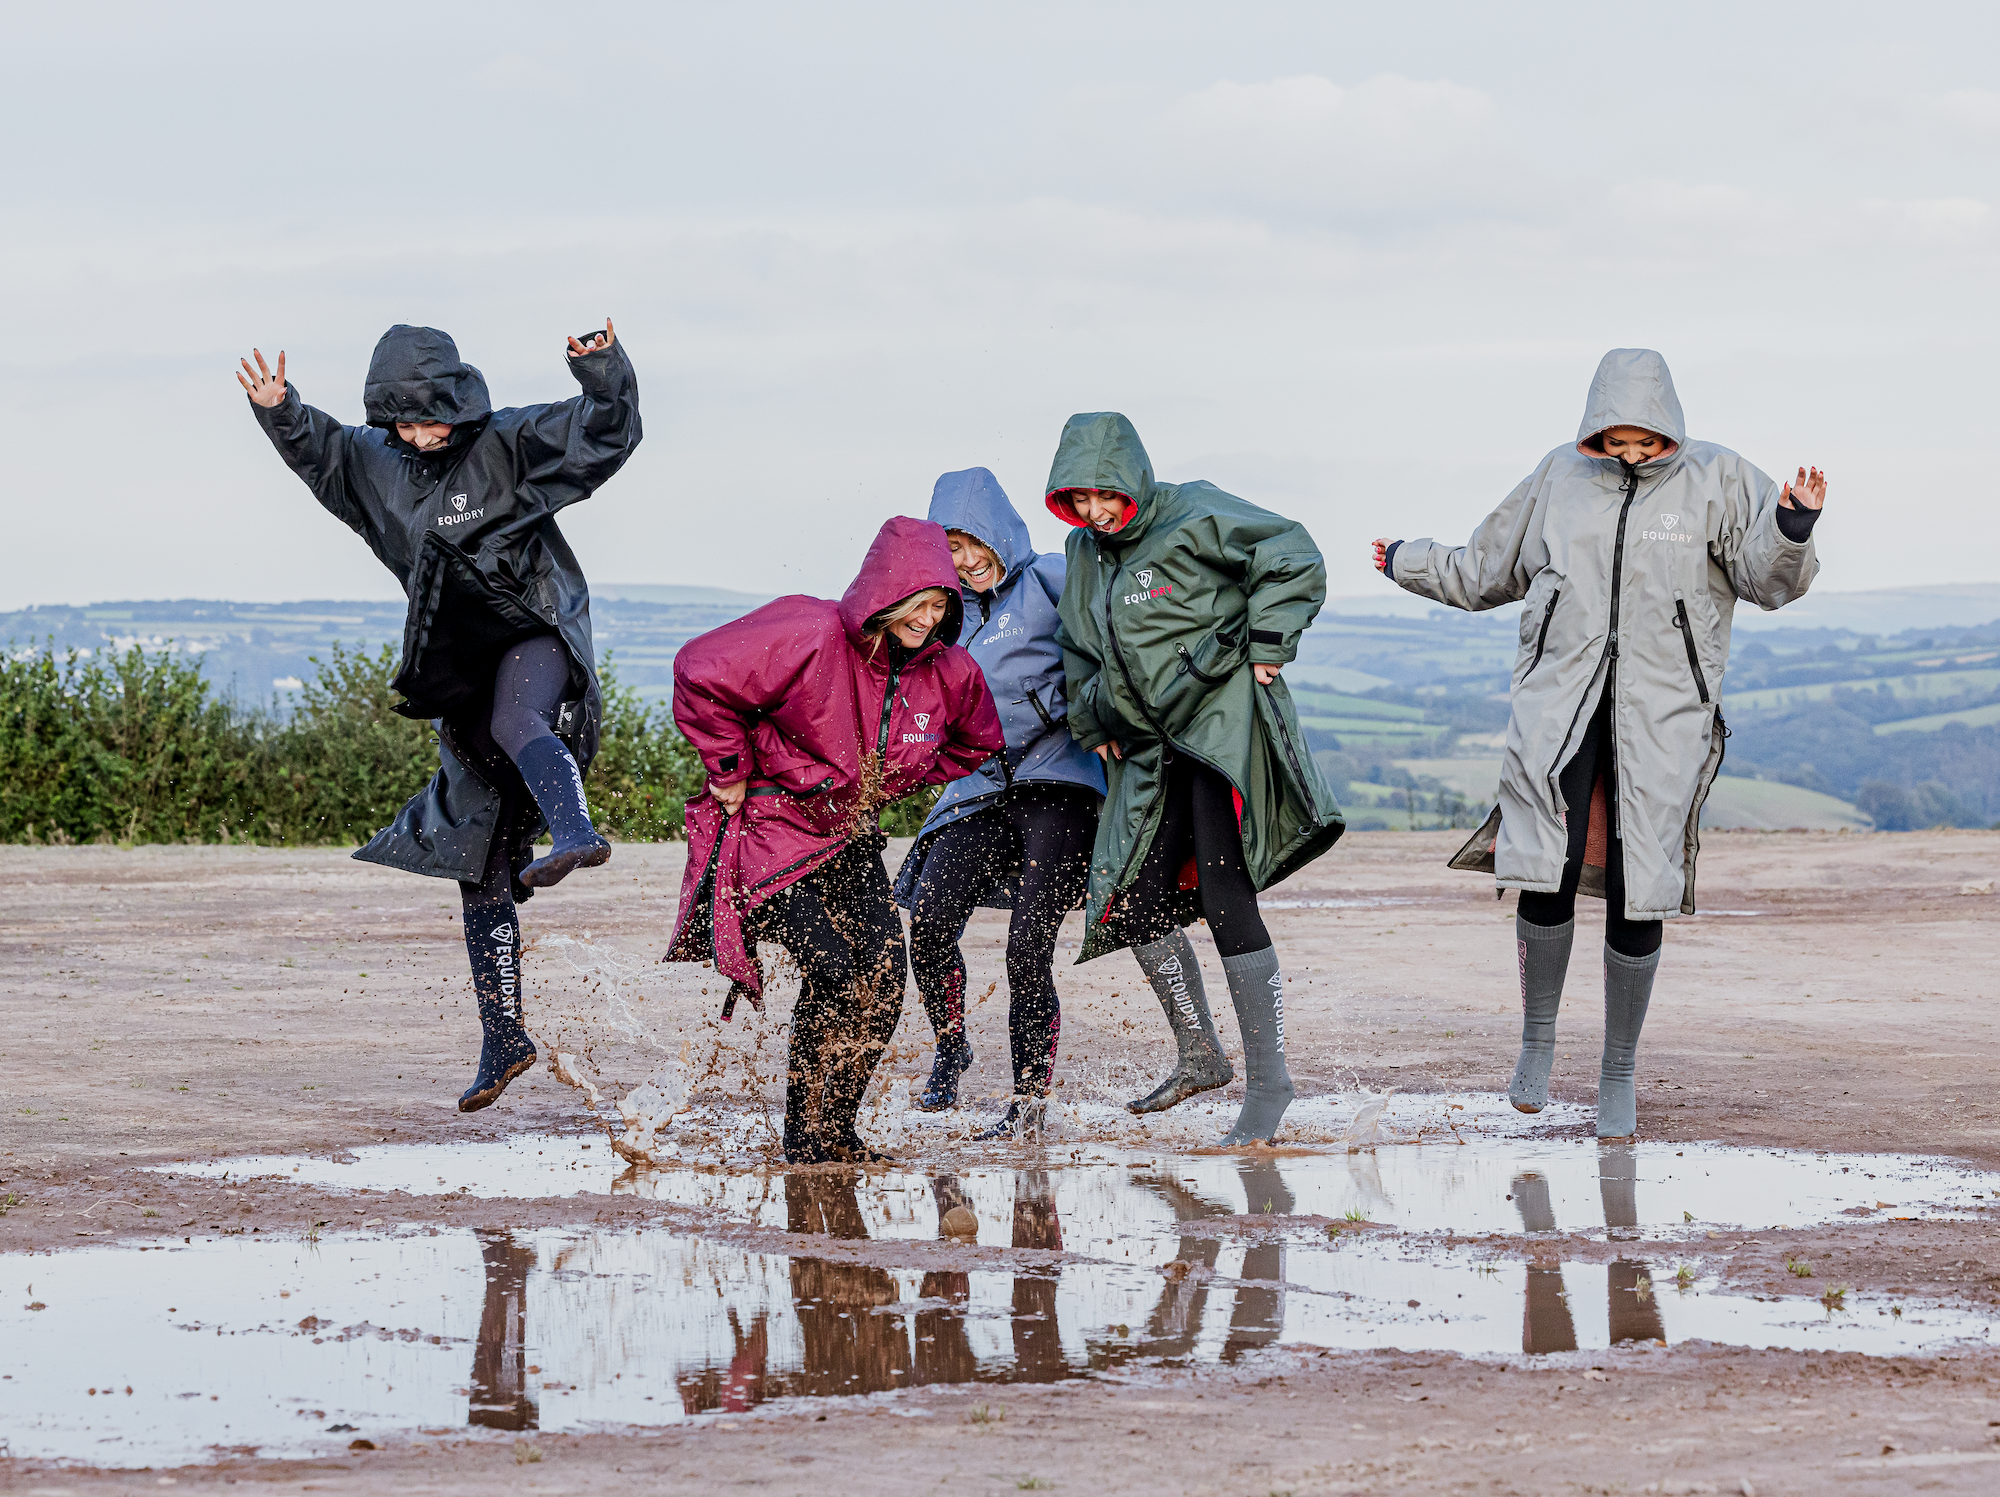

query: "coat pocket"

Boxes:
[1157, 624, 1248, 736]
[1671, 592, 1711, 704]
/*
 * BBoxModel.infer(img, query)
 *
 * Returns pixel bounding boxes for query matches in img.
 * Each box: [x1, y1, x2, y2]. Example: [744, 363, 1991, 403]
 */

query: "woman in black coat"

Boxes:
[239, 321, 641, 1111]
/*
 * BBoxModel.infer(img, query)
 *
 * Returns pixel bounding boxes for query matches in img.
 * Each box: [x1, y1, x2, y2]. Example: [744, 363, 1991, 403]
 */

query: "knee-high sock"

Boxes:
[1598, 944, 1659, 1138]
[1135, 928, 1226, 1066]
[1510, 916, 1574, 1112]
[1218, 946, 1294, 1145]
[459, 888, 535, 1110]
[512, 734, 599, 851]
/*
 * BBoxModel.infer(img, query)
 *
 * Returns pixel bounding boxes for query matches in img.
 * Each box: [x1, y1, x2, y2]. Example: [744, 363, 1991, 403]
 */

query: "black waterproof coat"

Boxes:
[250, 325, 642, 884]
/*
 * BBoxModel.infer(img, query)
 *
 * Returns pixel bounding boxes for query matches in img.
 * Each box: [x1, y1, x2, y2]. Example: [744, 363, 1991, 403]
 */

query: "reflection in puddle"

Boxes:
[14, 1141, 2000, 1463]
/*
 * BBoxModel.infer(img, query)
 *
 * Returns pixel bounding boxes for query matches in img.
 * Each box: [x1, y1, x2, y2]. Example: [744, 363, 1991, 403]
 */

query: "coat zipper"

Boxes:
[876, 662, 904, 757]
[1101, 569, 1180, 904]
[1672, 597, 1710, 704]
[1261, 680, 1319, 818]
[1526, 591, 1560, 676]
[1175, 640, 1232, 685]
[1548, 467, 1640, 832]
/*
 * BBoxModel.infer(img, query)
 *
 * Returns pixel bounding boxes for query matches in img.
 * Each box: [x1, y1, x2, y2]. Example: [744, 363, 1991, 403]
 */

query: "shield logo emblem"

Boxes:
[996, 613, 1010, 629]
[451, 493, 468, 513]
[1659, 513, 1679, 530]
[914, 713, 931, 729]
[1136, 569, 1154, 588]
[492, 924, 513, 943]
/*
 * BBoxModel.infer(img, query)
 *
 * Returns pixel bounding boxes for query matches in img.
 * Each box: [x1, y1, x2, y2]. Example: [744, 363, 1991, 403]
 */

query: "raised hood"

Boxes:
[363, 325, 494, 430]
[837, 516, 966, 649]
[928, 467, 1034, 586]
[1045, 411, 1154, 525]
[1575, 348, 1686, 461]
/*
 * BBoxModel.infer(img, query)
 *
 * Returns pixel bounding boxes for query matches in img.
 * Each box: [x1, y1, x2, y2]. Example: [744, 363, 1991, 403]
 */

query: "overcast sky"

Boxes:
[5, 0, 1995, 610]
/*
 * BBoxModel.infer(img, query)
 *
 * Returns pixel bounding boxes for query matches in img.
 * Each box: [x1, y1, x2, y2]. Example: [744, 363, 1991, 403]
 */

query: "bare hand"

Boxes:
[1372, 537, 1394, 572]
[1779, 466, 1827, 511]
[1253, 663, 1282, 686]
[710, 778, 746, 815]
[236, 348, 287, 408]
[568, 318, 616, 358]
[1093, 742, 1122, 763]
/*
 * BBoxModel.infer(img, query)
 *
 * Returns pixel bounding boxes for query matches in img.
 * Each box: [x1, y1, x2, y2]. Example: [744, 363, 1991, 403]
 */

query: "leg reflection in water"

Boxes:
[1010, 1171, 1065, 1382]
[1600, 1145, 1665, 1344]
[1223, 1159, 1294, 1361]
[1512, 1172, 1577, 1354]
[1135, 1174, 1231, 1358]
[469, 1230, 538, 1431]
[916, 1175, 976, 1384]
[784, 1172, 913, 1397]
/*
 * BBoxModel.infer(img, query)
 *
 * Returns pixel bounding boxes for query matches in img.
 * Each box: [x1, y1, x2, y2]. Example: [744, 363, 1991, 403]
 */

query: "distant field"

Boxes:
[1875, 701, 2000, 735]
[1725, 666, 2000, 712]
[1389, 756, 1870, 832]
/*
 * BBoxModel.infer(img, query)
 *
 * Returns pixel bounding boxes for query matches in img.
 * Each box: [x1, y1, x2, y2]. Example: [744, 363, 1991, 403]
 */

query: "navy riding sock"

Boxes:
[459, 881, 536, 1113]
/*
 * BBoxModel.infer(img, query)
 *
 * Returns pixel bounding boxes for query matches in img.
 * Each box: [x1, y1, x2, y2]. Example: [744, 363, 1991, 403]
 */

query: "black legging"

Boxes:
[1518, 686, 1664, 958]
[452, 633, 581, 1022]
[748, 837, 909, 1157]
[908, 782, 1097, 1097]
[1122, 755, 1270, 958]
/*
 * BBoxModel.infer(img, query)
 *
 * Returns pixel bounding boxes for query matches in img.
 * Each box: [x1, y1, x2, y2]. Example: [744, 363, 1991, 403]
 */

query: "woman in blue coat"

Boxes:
[894, 470, 1231, 1136]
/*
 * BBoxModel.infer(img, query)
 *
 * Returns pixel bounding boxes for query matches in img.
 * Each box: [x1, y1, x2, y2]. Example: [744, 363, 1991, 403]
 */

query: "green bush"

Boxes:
[1, 639, 953, 846]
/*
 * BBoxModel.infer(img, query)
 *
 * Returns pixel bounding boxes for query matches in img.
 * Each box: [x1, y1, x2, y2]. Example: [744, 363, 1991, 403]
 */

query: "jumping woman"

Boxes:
[666, 517, 1004, 1164]
[239, 321, 640, 1112]
[894, 467, 1202, 1139]
[1376, 347, 1824, 1138]
[1050, 412, 1345, 1146]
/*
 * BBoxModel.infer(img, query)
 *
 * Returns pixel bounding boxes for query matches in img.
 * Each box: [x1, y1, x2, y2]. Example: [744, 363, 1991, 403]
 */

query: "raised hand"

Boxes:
[236, 348, 287, 408]
[1780, 466, 1827, 510]
[568, 318, 616, 358]
[1372, 536, 1393, 572]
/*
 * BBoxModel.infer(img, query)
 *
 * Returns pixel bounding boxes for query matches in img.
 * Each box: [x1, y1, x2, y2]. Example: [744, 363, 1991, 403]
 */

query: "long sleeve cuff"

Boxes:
[1382, 540, 1404, 578]
[1775, 504, 1819, 543]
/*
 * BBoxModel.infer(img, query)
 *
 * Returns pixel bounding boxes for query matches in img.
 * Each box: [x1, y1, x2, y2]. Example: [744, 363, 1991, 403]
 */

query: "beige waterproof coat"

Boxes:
[1390, 349, 1819, 918]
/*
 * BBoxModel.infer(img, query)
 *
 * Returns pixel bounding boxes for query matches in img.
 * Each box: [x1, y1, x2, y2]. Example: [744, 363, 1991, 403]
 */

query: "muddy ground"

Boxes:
[5, 829, 2000, 1492]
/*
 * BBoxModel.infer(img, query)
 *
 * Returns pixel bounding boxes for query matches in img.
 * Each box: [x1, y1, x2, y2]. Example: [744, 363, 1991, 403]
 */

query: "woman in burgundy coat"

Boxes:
[666, 517, 1005, 1162]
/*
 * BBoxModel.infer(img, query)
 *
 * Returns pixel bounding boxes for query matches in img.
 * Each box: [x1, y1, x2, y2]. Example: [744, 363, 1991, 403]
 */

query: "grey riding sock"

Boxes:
[1510, 917, 1575, 1114]
[1126, 929, 1233, 1114]
[1598, 944, 1660, 1139]
[1217, 945, 1295, 1145]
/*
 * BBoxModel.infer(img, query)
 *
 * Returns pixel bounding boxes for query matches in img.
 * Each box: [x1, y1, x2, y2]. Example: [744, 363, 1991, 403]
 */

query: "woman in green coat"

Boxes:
[1049, 412, 1345, 1144]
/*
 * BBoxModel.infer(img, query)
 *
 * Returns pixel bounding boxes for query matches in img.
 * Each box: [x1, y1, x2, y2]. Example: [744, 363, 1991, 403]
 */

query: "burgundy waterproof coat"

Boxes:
[666, 517, 1004, 1000]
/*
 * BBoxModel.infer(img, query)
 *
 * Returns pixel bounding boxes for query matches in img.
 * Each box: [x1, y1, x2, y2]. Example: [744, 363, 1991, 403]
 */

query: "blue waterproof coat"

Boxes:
[892, 468, 1106, 911]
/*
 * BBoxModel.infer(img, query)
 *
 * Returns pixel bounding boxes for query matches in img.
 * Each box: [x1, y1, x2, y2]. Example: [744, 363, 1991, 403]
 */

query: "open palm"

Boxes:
[236, 349, 287, 408]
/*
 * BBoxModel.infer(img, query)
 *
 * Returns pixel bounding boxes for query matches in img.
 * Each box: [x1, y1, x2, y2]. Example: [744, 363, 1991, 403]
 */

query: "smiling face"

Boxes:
[887, 591, 949, 649]
[1598, 426, 1672, 464]
[947, 531, 1005, 593]
[1068, 488, 1134, 533]
[396, 420, 454, 452]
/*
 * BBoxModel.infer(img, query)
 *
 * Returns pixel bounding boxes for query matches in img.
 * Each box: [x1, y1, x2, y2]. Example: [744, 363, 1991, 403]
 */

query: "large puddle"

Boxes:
[11, 1122, 2000, 1465]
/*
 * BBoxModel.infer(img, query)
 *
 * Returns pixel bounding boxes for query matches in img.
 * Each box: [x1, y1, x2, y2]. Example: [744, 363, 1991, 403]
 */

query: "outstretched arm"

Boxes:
[238, 347, 376, 545]
[511, 319, 643, 512]
[1382, 470, 1542, 613]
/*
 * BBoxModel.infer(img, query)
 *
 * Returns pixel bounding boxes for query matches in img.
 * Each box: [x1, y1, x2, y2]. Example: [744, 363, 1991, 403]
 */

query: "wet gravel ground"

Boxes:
[5, 831, 2000, 1489]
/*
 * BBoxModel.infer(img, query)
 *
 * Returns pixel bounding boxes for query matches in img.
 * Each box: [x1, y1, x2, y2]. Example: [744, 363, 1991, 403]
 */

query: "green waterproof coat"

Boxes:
[1047, 413, 1345, 960]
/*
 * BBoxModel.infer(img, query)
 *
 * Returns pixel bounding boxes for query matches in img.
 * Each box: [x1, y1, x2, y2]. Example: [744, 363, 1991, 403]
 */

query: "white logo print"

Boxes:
[1135, 569, 1154, 588]
[913, 712, 931, 729]
[491, 924, 513, 944]
[1641, 509, 1697, 544]
[995, 613, 1011, 630]
[1659, 513, 1679, 530]
[451, 493, 468, 513]
[1157, 956, 1182, 976]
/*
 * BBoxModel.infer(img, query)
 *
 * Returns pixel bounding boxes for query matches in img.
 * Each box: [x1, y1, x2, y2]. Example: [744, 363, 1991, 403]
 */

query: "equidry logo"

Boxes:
[437, 494, 485, 528]
[1154, 955, 1198, 1024]
[1641, 510, 1696, 544]
[1124, 567, 1173, 605]
[913, 713, 931, 730]
[995, 614, 1010, 630]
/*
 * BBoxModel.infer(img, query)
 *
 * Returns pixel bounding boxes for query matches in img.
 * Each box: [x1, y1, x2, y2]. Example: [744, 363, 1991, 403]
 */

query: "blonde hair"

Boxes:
[864, 587, 951, 657]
